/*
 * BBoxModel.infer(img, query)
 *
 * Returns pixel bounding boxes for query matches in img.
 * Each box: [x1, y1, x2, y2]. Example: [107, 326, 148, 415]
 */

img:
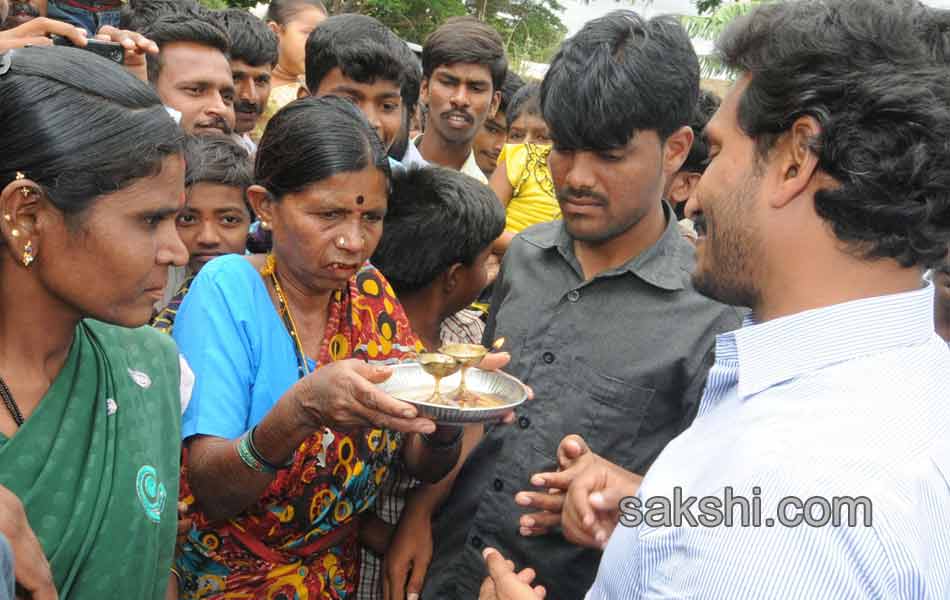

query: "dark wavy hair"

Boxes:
[0, 47, 184, 223]
[305, 14, 419, 109]
[422, 16, 507, 91]
[372, 166, 505, 295]
[541, 10, 699, 150]
[255, 95, 390, 200]
[498, 71, 526, 119]
[217, 8, 279, 68]
[717, 0, 950, 268]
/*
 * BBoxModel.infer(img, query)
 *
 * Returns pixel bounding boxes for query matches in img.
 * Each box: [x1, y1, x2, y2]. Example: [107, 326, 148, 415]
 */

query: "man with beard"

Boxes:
[216, 9, 277, 154]
[413, 16, 507, 184]
[479, 2, 950, 599]
[143, 12, 236, 136]
[418, 11, 742, 600]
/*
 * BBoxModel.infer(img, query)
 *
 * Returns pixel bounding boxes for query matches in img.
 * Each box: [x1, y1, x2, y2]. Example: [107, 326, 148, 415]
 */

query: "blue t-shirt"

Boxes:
[174, 255, 314, 441]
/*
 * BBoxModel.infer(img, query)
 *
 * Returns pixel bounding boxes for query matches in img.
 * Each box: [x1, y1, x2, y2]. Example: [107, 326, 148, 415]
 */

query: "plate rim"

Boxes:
[383, 363, 528, 414]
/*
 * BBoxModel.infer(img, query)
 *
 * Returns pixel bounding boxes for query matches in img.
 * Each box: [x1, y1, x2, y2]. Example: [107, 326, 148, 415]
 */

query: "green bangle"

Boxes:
[236, 432, 275, 475]
[247, 425, 296, 470]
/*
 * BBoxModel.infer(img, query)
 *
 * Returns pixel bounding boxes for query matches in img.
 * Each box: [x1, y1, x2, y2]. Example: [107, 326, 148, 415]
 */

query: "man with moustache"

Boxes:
[143, 12, 236, 136]
[414, 16, 507, 184]
[216, 8, 277, 154]
[420, 11, 742, 600]
[479, 2, 950, 599]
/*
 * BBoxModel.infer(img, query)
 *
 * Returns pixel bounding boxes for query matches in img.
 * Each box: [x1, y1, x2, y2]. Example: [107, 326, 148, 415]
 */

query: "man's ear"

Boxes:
[662, 126, 694, 178]
[442, 262, 465, 294]
[667, 171, 696, 205]
[267, 21, 281, 36]
[488, 89, 501, 119]
[769, 115, 822, 209]
[419, 78, 430, 110]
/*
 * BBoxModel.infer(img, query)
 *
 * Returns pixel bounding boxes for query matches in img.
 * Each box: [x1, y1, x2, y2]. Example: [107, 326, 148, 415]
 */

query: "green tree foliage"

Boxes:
[681, 0, 767, 77]
[199, 0, 565, 64]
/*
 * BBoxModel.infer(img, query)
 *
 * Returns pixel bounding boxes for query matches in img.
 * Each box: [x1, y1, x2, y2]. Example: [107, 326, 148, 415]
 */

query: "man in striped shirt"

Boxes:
[480, 1, 950, 598]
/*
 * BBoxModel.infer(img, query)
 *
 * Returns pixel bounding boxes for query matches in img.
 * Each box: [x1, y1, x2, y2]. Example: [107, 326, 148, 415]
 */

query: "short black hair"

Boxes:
[681, 89, 721, 174]
[372, 167, 506, 295]
[506, 82, 540, 126]
[216, 8, 278, 68]
[717, 0, 950, 268]
[498, 71, 526, 118]
[183, 135, 253, 192]
[541, 10, 699, 150]
[305, 14, 419, 109]
[422, 16, 508, 91]
[266, 0, 326, 25]
[120, 0, 201, 33]
[143, 13, 231, 83]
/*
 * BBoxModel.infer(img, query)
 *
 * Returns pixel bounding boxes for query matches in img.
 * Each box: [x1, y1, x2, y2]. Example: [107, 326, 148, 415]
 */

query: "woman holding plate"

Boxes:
[172, 96, 498, 599]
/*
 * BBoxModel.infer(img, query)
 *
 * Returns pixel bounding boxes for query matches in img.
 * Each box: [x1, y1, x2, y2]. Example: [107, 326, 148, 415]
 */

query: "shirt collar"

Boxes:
[527, 201, 689, 291]
[727, 283, 937, 400]
[400, 140, 429, 170]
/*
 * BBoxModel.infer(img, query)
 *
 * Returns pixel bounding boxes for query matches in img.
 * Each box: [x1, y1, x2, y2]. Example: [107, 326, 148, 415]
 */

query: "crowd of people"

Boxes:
[0, 0, 949, 599]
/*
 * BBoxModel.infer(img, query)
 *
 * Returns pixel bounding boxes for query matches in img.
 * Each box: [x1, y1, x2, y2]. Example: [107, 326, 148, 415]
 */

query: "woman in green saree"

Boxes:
[0, 46, 190, 599]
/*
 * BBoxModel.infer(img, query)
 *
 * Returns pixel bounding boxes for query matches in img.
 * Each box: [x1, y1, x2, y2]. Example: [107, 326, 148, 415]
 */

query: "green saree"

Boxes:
[0, 320, 182, 599]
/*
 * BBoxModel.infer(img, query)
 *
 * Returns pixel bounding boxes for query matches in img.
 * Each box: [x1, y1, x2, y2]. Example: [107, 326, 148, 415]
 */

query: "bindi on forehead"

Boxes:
[356, 195, 365, 205]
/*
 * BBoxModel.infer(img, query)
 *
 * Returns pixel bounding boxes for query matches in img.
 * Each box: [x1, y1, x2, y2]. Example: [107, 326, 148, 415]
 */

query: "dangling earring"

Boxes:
[2, 214, 11, 222]
[22, 240, 34, 267]
[10, 229, 19, 238]
[14, 172, 25, 181]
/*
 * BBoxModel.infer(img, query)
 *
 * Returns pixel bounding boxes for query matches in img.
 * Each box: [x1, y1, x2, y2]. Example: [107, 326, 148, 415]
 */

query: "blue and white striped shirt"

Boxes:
[587, 284, 950, 599]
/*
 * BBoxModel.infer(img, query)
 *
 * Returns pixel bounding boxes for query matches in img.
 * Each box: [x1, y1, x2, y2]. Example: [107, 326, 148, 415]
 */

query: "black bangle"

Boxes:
[421, 426, 463, 449]
[247, 425, 296, 471]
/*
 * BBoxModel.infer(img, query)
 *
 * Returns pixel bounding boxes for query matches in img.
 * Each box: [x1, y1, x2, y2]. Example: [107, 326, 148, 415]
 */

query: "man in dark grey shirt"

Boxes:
[421, 11, 743, 600]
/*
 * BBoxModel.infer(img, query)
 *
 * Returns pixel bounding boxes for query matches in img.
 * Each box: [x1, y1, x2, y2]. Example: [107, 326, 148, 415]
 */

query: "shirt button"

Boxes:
[471, 536, 483, 550]
[518, 416, 531, 429]
[542, 352, 555, 364]
[493, 478, 504, 491]
[567, 290, 581, 303]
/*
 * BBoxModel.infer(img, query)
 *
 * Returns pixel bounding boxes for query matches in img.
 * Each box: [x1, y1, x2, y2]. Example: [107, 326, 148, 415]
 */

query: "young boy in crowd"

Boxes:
[472, 71, 526, 178]
[153, 135, 253, 334]
[489, 83, 559, 257]
[304, 13, 420, 158]
[358, 167, 506, 600]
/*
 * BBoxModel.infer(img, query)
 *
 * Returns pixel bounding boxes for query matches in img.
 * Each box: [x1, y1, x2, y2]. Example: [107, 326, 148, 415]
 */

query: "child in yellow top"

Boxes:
[489, 83, 560, 255]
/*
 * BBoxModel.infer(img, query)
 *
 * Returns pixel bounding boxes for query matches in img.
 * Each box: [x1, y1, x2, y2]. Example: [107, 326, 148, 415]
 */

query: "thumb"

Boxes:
[350, 360, 394, 384]
[558, 435, 590, 466]
[482, 547, 513, 581]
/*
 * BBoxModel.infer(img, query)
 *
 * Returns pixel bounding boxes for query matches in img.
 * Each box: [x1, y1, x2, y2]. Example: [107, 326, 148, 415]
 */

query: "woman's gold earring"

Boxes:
[261, 221, 270, 230]
[20, 188, 29, 198]
[14, 172, 25, 181]
[3, 214, 11, 222]
[10, 229, 20, 238]
[22, 240, 34, 267]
